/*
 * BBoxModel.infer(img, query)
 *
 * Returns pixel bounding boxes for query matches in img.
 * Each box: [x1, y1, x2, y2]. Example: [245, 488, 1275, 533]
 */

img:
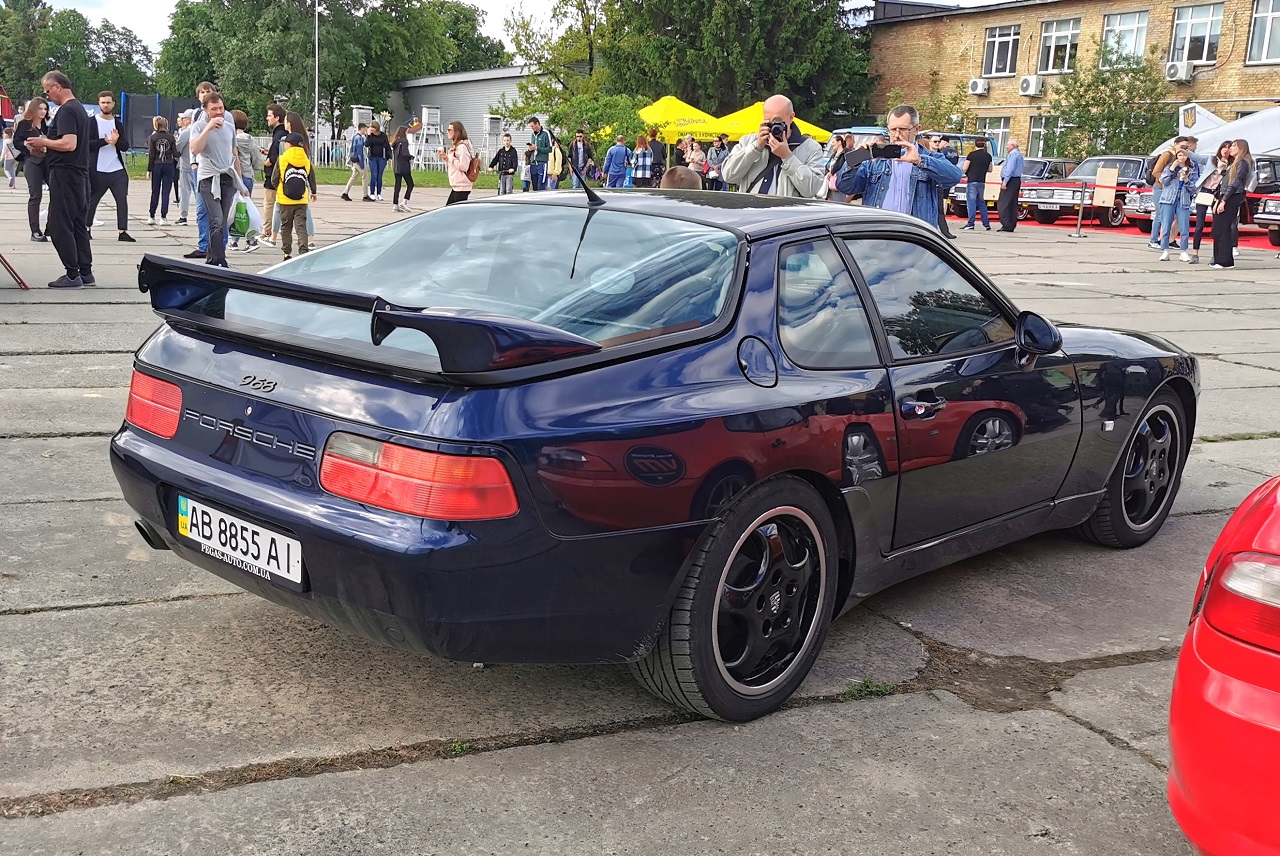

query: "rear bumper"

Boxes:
[1168, 619, 1280, 856]
[111, 427, 698, 664]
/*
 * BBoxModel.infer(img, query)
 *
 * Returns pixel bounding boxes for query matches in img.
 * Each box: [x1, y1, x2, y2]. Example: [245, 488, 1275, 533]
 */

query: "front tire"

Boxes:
[1269, 228, 1280, 248]
[1133, 218, 1153, 234]
[630, 476, 838, 721]
[1075, 389, 1186, 548]
[1033, 209, 1061, 225]
[1097, 203, 1126, 228]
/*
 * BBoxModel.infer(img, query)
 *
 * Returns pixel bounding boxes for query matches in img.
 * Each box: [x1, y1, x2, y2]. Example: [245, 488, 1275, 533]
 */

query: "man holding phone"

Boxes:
[720, 94, 826, 199]
[836, 105, 963, 229]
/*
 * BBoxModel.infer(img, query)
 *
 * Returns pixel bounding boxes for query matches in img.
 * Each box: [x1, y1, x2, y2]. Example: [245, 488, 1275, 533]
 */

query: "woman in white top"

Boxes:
[439, 120, 475, 205]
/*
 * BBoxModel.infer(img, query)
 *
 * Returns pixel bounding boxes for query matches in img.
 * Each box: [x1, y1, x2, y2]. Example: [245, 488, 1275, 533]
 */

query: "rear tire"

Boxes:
[1098, 203, 1126, 228]
[1269, 228, 1280, 248]
[630, 476, 838, 721]
[1134, 219, 1153, 234]
[1033, 209, 1061, 225]
[952, 203, 969, 220]
[1075, 389, 1186, 548]
[1016, 205, 1030, 221]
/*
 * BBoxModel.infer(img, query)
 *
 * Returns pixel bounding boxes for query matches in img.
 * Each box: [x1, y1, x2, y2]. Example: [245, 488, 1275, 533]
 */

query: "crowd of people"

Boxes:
[1145, 135, 1256, 269]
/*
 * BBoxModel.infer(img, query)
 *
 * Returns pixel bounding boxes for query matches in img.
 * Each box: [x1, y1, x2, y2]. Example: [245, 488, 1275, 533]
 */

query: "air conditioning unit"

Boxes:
[1019, 75, 1045, 97]
[968, 78, 990, 96]
[1165, 61, 1194, 83]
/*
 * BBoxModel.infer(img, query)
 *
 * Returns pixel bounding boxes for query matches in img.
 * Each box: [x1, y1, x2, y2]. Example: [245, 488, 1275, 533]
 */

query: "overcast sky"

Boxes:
[63, 0, 555, 54]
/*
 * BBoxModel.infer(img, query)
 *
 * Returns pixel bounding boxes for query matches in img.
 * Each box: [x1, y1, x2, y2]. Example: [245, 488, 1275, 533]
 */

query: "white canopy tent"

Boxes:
[1151, 102, 1280, 156]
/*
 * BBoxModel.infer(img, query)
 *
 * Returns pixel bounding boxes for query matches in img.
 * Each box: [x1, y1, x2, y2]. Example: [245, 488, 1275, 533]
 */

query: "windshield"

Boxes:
[189, 203, 740, 371]
[1068, 158, 1145, 181]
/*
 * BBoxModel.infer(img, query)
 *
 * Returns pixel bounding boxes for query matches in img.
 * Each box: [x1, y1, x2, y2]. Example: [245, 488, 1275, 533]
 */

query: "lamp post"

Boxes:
[314, 0, 320, 143]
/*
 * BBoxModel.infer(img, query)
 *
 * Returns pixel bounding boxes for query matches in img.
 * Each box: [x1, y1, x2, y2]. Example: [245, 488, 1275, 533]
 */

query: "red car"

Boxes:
[1169, 473, 1280, 856]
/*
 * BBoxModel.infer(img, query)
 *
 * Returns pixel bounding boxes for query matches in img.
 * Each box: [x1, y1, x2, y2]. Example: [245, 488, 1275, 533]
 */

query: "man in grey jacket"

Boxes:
[721, 94, 826, 199]
[174, 111, 195, 225]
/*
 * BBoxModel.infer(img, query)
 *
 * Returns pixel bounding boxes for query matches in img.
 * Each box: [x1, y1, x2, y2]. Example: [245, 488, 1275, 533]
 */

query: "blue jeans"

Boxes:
[571, 173, 583, 189]
[1152, 202, 1170, 245]
[965, 182, 989, 227]
[369, 157, 386, 195]
[530, 162, 546, 191]
[196, 168, 209, 251]
[606, 173, 626, 188]
[1157, 202, 1190, 251]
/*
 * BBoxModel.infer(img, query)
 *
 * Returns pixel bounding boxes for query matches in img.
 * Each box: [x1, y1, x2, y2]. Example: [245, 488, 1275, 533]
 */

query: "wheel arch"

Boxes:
[785, 469, 857, 619]
[1163, 377, 1198, 450]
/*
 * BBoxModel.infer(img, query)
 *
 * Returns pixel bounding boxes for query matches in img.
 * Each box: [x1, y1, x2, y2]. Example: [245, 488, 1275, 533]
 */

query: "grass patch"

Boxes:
[445, 741, 473, 757]
[122, 158, 500, 189]
[838, 679, 898, 701]
[1198, 431, 1280, 443]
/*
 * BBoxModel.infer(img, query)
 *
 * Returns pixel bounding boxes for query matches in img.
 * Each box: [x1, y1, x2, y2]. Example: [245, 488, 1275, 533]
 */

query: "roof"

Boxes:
[399, 65, 537, 89]
[870, 0, 1079, 24]
[467, 189, 933, 240]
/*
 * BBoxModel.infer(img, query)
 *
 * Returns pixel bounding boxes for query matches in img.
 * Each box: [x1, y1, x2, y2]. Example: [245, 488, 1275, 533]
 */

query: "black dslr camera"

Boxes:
[768, 120, 788, 141]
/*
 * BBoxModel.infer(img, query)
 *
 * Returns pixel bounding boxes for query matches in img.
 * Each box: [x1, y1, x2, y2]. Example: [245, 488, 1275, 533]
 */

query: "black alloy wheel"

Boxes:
[1098, 203, 1126, 228]
[1016, 204, 1030, 221]
[1076, 389, 1186, 548]
[630, 477, 838, 721]
[843, 427, 885, 486]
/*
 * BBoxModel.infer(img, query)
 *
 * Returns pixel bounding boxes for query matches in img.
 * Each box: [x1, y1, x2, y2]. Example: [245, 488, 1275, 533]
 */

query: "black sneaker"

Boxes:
[48, 275, 83, 289]
[341, 193, 352, 201]
[361, 196, 373, 202]
[80, 273, 97, 286]
[31, 232, 48, 242]
[175, 218, 188, 225]
[183, 250, 206, 259]
[119, 232, 136, 243]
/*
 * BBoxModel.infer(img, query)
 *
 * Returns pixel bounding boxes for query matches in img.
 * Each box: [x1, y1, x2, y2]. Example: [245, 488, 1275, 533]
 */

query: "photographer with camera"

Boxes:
[836, 105, 962, 229]
[721, 95, 826, 199]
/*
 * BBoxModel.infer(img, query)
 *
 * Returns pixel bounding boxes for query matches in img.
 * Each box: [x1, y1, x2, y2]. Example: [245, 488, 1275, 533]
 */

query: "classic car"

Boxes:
[113, 191, 1199, 722]
[1019, 155, 1156, 227]
[1123, 154, 1280, 236]
[949, 157, 1080, 220]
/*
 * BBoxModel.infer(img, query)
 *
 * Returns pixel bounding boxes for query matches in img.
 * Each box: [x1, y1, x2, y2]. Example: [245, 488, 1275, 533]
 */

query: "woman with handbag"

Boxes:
[438, 120, 475, 205]
[1209, 139, 1253, 270]
[705, 137, 728, 191]
[1188, 141, 1231, 265]
[13, 97, 50, 241]
[1155, 149, 1198, 262]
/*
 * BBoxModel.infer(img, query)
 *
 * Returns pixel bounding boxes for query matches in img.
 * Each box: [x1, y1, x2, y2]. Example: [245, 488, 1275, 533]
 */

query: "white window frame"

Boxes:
[983, 25, 1022, 76]
[1169, 4, 1224, 65]
[1028, 116, 1064, 157]
[1101, 11, 1150, 67]
[1248, 0, 1280, 64]
[1039, 18, 1082, 73]
[977, 117, 1012, 152]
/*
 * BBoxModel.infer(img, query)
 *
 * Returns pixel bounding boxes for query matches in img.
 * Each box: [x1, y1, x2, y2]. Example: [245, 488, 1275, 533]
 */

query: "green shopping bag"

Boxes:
[230, 200, 251, 238]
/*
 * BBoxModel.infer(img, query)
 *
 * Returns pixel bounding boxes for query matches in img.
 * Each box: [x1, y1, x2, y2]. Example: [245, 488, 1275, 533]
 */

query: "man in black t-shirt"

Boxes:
[960, 138, 994, 231]
[27, 71, 94, 287]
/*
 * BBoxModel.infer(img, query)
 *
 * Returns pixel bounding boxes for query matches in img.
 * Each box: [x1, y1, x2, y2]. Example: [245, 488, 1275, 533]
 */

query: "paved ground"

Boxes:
[3, 181, 1280, 854]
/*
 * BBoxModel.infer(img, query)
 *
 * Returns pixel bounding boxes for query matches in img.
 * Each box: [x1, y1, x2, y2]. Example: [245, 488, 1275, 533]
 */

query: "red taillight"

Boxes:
[125, 371, 183, 439]
[320, 433, 518, 520]
[1203, 552, 1280, 653]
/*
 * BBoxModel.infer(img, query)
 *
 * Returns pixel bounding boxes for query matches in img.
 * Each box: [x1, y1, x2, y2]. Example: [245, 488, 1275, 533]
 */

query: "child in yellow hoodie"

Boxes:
[270, 133, 317, 259]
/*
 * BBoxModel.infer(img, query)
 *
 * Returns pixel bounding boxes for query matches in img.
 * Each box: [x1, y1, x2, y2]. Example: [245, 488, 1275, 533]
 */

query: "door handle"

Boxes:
[900, 395, 947, 420]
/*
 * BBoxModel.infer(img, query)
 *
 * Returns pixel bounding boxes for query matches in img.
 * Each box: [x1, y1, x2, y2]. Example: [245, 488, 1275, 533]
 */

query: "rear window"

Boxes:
[189, 203, 739, 370]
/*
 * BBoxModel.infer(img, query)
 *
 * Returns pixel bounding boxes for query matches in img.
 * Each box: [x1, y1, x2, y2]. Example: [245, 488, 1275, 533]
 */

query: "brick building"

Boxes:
[868, 0, 1280, 154]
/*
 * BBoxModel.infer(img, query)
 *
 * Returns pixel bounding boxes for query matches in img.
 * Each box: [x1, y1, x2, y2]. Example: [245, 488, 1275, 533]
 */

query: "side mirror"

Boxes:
[1015, 310, 1062, 355]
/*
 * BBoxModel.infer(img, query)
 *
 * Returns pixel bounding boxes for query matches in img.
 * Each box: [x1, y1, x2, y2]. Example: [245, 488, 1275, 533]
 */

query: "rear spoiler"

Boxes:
[137, 255, 601, 376]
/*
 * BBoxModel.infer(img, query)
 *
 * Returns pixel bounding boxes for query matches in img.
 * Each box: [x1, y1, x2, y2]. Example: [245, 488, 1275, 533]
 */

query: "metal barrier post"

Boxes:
[1068, 179, 1088, 239]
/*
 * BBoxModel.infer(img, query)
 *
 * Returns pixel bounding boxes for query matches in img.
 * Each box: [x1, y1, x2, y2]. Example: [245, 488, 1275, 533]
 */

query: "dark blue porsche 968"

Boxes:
[113, 190, 1198, 721]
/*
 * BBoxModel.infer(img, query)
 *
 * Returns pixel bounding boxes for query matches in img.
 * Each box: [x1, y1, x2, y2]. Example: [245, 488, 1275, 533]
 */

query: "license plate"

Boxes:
[1039, 204, 1061, 211]
[177, 495, 302, 584]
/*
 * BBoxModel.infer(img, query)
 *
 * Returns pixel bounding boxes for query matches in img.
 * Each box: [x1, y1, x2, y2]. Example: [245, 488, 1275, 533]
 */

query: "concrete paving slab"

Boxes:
[0, 387, 126, 437]
[1195, 387, 1280, 438]
[1172, 449, 1273, 516]
[0, 353, 134, 390]
[1197, 357, 1280, 390]
[1193, 436, 1280, 478]
[0, 305, 160, 325]
[1051, 660, 1177, 767]
[0, 693, 1189, 856]
[1156, 329, 1280, 355]
[1219, 352, 1280, 370]
[0, 499, 240, 613]
[866, 512, 1226, 662]
[0, 437, 120, 504]
[1047, 311, 1280, 334]
[0, 594, 924, 796]
[1161, 292, 1280, 310]
[0, 290, 150, 304]
[0, 324, 154, 355]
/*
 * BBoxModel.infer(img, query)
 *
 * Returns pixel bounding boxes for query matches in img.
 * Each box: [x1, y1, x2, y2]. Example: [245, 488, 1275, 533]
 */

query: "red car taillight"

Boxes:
[320, 433, 518, 520]
[124, 371, 182, 439]
[1203, 552, 1280, 653]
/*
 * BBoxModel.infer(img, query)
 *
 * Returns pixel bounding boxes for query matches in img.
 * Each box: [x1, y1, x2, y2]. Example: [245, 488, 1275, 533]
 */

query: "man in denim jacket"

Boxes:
[836, 105, 963, 229]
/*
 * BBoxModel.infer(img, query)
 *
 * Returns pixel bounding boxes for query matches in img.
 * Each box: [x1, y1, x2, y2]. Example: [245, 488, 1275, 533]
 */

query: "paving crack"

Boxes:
[1051, 709, 1168, 771]
[0, 431, 116, 440]
[0, 592, 248, 617]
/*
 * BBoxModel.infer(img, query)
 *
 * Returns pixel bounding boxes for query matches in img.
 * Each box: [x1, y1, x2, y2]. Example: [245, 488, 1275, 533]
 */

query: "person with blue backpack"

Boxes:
[1155, 147, 1199, 263]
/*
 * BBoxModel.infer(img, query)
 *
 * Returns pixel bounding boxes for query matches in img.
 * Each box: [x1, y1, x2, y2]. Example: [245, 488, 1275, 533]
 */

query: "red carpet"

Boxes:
[943, 212, 1279, 250]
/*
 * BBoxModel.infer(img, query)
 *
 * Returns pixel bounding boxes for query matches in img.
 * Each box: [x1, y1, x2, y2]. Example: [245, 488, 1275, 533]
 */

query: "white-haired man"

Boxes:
[721, 94, 826, 199]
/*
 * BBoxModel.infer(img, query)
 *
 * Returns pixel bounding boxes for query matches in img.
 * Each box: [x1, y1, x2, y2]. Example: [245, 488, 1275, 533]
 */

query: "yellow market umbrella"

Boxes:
[717, 102, 831, 143]
[638, 96, 719, 143]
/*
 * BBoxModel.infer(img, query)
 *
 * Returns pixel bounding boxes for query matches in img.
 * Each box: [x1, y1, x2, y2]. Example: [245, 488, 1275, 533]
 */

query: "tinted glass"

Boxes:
[192, 204, 739, 366]
[1069, 157, 1144, 181]
[845, 238, 1014, 360]
[777, 240, 879, 369]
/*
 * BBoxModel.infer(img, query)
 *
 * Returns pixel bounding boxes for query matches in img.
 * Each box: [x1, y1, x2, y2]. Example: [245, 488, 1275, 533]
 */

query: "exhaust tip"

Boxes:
[134, 520, 171, 552]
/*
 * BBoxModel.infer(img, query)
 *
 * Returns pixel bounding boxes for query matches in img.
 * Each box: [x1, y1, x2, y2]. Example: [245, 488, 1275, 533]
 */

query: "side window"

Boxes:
[777, 239, 879, 369]
[845, 238, 1014, 360]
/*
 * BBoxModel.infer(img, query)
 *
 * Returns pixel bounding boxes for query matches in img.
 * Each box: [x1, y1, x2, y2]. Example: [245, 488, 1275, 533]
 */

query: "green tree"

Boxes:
[155, 0, 218, 98]
[428, 1, 508, 73]
[39, 9, 94, 95]
[0, 0, 53, 100]
[885, 73, 975, 133]
[1042, 41, 1177, 158]
[92, 22, 155, 95]
[601, 0, 875, 126]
